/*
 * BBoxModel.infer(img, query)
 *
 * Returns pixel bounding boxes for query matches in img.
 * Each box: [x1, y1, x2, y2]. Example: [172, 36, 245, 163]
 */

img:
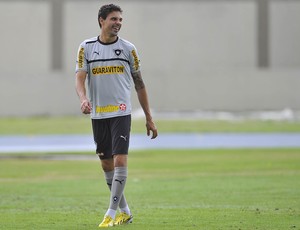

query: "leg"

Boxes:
[109, 115, 131, 215]
[109, 154, 133, 225]
[98, 116, 132, 227]
[104, 154, 128, 218]
[101, 157, 129, 213]
[92, 119, 116, 227]
[99, 155, 132, 227]
[101, 158, 114, 172]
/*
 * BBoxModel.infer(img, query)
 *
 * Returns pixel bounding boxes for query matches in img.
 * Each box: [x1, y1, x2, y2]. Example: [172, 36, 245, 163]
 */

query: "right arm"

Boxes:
[75, 71, 92, 114]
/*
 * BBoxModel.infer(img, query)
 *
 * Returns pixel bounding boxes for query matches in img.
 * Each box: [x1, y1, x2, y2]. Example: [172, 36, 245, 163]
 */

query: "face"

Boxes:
[100, 11, 123, 37]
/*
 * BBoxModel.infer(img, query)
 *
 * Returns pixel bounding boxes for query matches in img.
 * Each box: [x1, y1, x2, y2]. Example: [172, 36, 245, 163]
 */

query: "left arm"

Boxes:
[132, 71, 158, 139]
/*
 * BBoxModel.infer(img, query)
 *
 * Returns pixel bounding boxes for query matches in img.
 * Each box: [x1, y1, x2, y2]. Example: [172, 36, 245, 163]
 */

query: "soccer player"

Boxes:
[75, 4, 158, 228]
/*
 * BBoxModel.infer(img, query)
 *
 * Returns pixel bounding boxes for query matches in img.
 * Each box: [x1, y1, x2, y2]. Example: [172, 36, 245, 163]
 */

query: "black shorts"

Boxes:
[91, 115, 131, 160]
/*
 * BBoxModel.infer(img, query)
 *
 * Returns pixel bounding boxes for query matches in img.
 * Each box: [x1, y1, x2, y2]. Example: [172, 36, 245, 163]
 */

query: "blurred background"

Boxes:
[0, 0, 300, 118]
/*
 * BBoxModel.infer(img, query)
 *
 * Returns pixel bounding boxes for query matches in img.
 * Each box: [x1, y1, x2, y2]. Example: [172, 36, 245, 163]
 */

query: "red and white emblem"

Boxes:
[119, 104, 126, 111]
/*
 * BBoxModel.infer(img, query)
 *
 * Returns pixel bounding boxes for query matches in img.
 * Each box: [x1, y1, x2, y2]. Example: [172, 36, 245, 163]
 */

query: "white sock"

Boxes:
[105, 209, 116, 219]
[120, 205, 131, 215]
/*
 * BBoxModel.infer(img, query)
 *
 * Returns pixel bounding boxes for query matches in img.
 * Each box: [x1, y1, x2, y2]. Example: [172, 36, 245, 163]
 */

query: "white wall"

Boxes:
[0, 2, 51, 72]
[0, 0, 299, 116]
[270, 1, 300, 67]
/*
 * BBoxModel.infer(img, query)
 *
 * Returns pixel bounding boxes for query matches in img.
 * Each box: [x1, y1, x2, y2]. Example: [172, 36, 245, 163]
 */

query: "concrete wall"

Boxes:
[0, 0, 300, 116]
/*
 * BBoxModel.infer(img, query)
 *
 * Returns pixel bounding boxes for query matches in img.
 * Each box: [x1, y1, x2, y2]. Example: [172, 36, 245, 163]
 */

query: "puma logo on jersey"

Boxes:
[93, 51, 100, 55]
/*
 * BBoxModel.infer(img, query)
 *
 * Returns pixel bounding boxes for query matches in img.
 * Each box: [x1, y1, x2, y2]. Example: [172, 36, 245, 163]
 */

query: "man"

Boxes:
[75, 4, 158, 228]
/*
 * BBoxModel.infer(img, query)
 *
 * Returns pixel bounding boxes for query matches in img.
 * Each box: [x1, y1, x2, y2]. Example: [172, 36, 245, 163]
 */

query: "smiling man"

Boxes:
[75, 4, 158, 228]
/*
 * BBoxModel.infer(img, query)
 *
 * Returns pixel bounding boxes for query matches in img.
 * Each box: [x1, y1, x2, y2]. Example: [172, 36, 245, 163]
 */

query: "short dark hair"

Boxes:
[98, 4, 122, 28]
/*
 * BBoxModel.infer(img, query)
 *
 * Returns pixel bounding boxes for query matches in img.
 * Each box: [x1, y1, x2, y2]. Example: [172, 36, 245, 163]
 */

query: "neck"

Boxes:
[99, 33, 117, 44]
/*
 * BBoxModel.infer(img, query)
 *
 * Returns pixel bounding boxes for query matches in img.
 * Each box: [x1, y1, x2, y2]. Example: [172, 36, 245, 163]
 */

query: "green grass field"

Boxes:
[0, 117, 300, 229]
[1, 116, 300, 134]
[0, 149, 299, 229]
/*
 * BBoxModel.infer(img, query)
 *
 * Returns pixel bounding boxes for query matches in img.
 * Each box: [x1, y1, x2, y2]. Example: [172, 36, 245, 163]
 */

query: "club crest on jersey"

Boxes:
[119, 104, 126, 111]
[114, 49, 122, 56]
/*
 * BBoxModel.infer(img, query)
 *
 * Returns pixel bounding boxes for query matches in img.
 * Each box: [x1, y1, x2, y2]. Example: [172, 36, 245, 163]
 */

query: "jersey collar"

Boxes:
[98, 36, 119, 45]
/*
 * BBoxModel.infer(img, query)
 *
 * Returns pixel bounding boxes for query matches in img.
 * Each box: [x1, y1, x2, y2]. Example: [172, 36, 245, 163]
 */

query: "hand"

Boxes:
[81, 100, 92, 114]
[146, 119, 158, 139]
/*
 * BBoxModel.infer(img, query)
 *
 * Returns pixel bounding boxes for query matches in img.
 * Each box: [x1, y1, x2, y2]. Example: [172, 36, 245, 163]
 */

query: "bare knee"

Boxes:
[100, 155, 127, 171]
[101, 158, 114, 172]
[113, 154, 127, 167]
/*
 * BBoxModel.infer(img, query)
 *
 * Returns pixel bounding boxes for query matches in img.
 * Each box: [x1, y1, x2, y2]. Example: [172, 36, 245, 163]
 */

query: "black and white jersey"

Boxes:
[76, 36, 141, 119]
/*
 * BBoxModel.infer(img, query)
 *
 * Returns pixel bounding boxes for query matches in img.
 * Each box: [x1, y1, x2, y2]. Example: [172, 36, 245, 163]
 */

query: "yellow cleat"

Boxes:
[114, 212, 133, 225]
[99, 215, 114, 228]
